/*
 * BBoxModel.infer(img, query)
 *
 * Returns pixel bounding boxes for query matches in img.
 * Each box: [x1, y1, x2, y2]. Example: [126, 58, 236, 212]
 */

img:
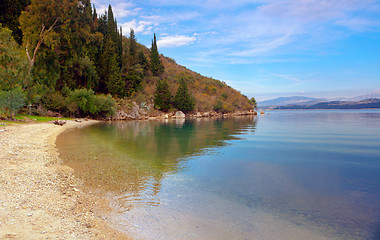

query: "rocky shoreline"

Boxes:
[114, 101, 257, 120]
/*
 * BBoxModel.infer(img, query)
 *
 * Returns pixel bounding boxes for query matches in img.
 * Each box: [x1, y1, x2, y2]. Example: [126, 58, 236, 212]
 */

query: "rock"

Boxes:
[202, 112, 210, 117]
[196, 112, 202, 118]
[127, 102, 141, 119]
[163, 114, 169, 119]
[115, 110, 127, 120]
[174, 111, 186, 119]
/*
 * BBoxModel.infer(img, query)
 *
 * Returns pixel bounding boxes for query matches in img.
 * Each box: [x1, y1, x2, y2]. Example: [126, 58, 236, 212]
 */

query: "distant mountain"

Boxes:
[258, 96, 324, 108]
[348, 93, 380, 102]
[276, 98, 380, 110]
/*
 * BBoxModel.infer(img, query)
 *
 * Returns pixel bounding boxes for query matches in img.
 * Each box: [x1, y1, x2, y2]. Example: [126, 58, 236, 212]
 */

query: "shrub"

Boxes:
[0, 87, 26, 117]
[213, 100, 223, 112]
[41, 91, 66, 112]
[67, 89, 115, 118]
[94, 94, 116, 117]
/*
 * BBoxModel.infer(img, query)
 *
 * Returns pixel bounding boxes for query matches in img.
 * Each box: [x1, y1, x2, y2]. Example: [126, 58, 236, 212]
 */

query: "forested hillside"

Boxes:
[0, 0, 253, 118]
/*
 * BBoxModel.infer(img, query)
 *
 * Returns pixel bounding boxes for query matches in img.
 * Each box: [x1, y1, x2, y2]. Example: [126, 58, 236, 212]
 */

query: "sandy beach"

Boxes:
[0, 120, 130, 240]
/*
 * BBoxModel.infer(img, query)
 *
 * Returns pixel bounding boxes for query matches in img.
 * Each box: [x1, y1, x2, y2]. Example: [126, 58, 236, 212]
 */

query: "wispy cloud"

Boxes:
[157, 35, 197, 47]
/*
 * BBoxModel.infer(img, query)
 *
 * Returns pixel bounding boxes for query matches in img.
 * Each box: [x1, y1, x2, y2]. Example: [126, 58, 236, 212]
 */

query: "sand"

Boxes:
[0, 120, 130, 240]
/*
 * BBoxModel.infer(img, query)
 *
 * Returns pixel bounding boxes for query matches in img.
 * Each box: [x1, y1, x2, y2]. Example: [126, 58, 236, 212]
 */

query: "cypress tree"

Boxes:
[154, 79, 171, 111]
[150, 33, 164, 76]
[173, 78, 195, 112]
[129, 28, 137, 64]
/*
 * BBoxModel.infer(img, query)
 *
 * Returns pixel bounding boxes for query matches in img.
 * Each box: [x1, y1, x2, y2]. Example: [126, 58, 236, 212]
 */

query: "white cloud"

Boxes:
[157, 35, 197, 47]
[120, 20, 154, 34]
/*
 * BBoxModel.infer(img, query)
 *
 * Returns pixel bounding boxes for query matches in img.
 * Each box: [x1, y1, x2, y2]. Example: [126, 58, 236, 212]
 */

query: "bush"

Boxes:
[213, 100, 223, 112]
[0, 87, 26, 117]
[67, 89, 115, 118]
[41, 91, 66, 112]
[94, 94, 116, 117]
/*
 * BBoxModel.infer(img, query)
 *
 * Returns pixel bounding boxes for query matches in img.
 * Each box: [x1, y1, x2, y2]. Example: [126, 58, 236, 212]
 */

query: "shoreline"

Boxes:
[0, 120, 130, 239]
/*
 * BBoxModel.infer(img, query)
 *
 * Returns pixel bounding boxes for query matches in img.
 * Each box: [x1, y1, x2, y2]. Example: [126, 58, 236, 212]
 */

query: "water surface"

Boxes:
[57, 111, 380, 240]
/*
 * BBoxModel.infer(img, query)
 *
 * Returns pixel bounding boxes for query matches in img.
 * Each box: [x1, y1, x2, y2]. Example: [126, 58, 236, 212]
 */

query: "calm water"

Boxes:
[57, 110, 380, 240]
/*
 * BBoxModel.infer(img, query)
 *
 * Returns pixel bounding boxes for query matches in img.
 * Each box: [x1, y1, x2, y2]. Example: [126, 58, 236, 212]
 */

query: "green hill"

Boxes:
[0, 0, 253, 118]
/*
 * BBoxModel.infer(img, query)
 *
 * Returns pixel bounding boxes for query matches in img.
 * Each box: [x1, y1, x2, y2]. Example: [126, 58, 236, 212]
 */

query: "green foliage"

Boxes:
[67, 88, 97, 116]
[221, 92, 228, 100]
[138, 50, 149, 72]
[0, 0, 30, 45]
[0, 26, 29, 90]
[0, 87, 26, 117]
[94, 94, 116, 117]
[67, 89, 115, 117]
[150, 33, 164, 76]
[250, 97, 257, 108]
[65, 56, 99, 89]
[40, 90, 66, 112]
[154, 79, 171, 112]
[213, 100, 223, 112]
[173, 79, 195, 112]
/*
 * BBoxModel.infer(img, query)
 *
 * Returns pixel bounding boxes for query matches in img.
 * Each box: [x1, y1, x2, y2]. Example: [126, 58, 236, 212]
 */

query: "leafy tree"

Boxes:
[0, 26, 29, 90]
[19, 0, 63, 79]
[154, 79, 171, 111]
[173, 78, 195, 112]
[150, 33, 164, 76]
[250, 97, 257, 108]
[0, 0, 30, 45]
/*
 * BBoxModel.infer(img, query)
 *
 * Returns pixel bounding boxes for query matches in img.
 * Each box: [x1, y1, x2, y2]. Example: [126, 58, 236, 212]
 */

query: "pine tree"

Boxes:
[173, 78, 195, 112]
[154, 79, 171, 111]
[150, 33, 164, 76]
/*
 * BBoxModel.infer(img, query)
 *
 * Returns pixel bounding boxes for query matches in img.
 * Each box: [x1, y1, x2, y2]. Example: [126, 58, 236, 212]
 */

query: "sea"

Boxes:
[57, 110, 380, 240]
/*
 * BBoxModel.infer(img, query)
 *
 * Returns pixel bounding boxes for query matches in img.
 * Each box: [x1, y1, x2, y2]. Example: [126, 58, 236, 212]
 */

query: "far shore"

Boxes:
[0, 120, 130, 239]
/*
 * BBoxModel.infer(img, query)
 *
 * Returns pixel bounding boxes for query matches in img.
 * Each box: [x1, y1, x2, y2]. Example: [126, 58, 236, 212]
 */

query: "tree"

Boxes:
[173, 78, 195, 112]
[0, 26, 29, 91]
[19, 0, 63, 80]
[154, 79, 171, 111]
[0, 0, 30, 45]
[250, 97, 257, 108]
[138, 50, 149, 72]
[128, 28, 137, 65]
[150, 33, 164, 76]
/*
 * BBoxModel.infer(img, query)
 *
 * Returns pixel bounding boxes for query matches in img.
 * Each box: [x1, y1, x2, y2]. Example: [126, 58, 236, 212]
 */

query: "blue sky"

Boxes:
[94, 0, 380, 100]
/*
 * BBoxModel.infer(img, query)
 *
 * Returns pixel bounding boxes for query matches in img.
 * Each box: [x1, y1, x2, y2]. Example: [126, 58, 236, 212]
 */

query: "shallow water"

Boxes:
[57, 110, 380, 240]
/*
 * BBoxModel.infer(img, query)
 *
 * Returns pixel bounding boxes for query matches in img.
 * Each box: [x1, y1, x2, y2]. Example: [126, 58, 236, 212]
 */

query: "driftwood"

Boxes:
[53, 120, 66, 126]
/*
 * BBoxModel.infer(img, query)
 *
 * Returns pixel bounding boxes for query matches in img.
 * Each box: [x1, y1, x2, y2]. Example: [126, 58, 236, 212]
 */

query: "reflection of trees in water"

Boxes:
[58, 116, 257, 205]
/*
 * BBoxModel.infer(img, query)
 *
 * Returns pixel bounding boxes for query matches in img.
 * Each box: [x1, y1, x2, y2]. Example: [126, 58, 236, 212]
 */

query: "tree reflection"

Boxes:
[57, 117, 257, 205]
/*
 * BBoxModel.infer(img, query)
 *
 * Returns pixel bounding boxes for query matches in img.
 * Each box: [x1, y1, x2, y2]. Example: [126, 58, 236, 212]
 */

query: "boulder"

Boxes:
[174, 111, 186, 119]
[196, 112, 202, 118]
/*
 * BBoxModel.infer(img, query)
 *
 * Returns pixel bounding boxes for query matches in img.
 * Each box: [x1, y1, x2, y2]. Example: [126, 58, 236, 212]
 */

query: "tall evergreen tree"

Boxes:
[150, 33, 164, 76]
[138, 50, 149, 72]
[154, 79, 171, 111]
[173, 78, 195, 112]
[128, 28, 137, 65]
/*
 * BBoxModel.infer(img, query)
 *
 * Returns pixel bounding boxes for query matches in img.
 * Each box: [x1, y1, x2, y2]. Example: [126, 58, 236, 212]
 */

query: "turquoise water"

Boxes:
[57, 110, 380, 240]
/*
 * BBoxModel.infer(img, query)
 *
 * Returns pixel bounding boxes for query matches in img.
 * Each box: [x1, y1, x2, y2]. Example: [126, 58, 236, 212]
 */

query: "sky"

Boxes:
[93, 0, 380, 101]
